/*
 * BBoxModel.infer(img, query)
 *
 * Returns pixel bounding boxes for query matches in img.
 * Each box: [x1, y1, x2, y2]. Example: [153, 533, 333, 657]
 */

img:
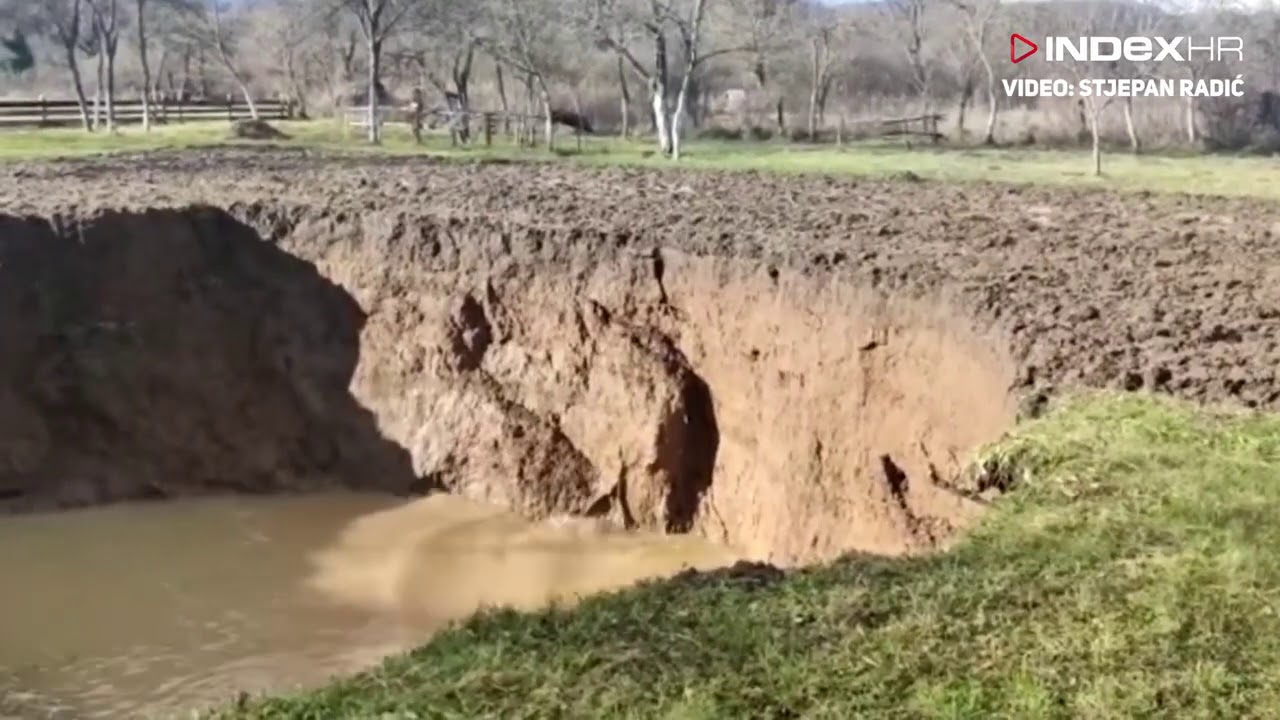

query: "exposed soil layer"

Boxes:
[3, 148, 1280, 564]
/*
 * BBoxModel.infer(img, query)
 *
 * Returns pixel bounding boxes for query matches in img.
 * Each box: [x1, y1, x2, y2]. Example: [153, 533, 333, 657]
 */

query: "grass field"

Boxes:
[3, 120, 1280, 199]
[206, 393, 1280, 719]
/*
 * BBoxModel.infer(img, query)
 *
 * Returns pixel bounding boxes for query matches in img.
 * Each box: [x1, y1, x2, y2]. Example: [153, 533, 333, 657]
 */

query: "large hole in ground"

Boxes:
[0, 208, 1019, 566]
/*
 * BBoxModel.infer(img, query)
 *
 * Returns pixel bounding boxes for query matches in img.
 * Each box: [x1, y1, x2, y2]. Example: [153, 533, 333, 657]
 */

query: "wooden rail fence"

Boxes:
[341, 105, 588, 150]
[0, 96, 292, 128]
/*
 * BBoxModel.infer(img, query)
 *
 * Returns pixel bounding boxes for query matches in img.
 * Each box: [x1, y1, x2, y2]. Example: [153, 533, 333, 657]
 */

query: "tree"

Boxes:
[188, 0, 259, 119]
[85, 0, 122, 131]
[881, 0, 931, 113]
[136, 0, 153, 130]
[252, 0, 332, 118]
[34, 0, 92, 129]
[340, 0, 420, 144]
[483, 0, 574, 150]
[739, 0, 797, 134]
[946, 0, 1001, 144]
[0, 28, 33, 75]
[799, 4, 854, 137]
[1061, 3, 1125, 175]
[590, 0, 753, 158]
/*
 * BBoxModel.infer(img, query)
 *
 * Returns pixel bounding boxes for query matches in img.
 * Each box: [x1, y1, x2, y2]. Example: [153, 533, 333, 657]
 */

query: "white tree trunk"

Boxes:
[1185, 95, 1197, 144]
[672, 89, 688, 160]
[541, 92, 554, 150]
[137, 0, 151, 132]
[1091, 111, 1103, 176]
[366, 37, 380, 144]
[980, 57, 998, 144]
[652, 82, 671, 155]
[93, 48, 104, 130]
[1123, 97, 1140, 154]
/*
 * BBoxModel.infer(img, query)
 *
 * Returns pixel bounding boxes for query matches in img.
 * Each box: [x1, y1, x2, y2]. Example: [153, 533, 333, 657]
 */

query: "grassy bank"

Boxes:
[211, 393, 1280, 719]
[4, 120, 1280, 199]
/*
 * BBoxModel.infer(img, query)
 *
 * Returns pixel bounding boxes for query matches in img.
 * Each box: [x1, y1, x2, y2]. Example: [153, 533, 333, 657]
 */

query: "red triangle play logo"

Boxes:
[1010, 34, 1038, 64]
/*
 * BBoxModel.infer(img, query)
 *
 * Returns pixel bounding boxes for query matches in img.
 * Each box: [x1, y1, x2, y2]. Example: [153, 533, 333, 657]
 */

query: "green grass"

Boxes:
[4, 120, 1280, 199]
[209, 392, 1280, 719]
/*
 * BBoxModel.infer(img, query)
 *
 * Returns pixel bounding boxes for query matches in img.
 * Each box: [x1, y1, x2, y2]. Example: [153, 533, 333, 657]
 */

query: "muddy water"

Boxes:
[0, 493, 739, 719]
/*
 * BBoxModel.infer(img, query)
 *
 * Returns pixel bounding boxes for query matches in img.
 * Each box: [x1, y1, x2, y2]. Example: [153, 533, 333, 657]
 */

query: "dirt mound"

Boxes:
[230, 119, 289, 140]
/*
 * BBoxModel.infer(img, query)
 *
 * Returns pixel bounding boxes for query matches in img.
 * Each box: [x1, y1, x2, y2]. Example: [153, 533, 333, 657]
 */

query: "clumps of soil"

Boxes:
[672, 560, 785, 591]
[230, 119, 289, 140]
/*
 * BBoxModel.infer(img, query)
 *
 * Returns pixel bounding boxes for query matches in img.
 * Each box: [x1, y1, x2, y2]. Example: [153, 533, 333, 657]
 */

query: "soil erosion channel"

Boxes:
[10, 153, 1274, 715]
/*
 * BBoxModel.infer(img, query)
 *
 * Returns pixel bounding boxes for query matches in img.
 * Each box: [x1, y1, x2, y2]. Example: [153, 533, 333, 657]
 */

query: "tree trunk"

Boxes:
[652, 29, 671, 154]
[617, 55, 630, 139]
[283, 50, 307, 118]
[807, 40, 821, 138]
[65, 43, 92, 131]
[686, 75, 703, 129]
[93, 48, 105, 130]
[672, 81, 691, 160]
[1123, 97, 1140, 154]
[136, 0, 152, 132]
[367, 36, 381, 143]
[237, 82, 258, 119]
[956, 80, 972, 136]
[453, 46, 473, 142]
[982, 67, 998, 145]
[213, 40, 256, 119]
[652, 80, 671, 155]
[539, 87, 554, 150]
[816, 78, 832, 129]
[495, 61, 510, 135]
[105, 41, 117, 131]
[1185, 95, 1197, 144]
[1090, 109, 1103, 176]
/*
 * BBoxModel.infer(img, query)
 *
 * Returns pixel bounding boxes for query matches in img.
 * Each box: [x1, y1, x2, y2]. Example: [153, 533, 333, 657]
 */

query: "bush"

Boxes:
[697, 125, 742, 141]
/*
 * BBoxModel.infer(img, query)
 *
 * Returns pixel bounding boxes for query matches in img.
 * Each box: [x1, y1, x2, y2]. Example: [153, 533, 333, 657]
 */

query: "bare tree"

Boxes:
[669, 0, 708, 159]
[85, 0, 121, 131]
[252, 0, 331, 118]
[881, 0, 931, 113]
[135, 0, 153, 130]
[740, 0, 796, 134]
[590, 0, 753, 157]
[484, 0, 573, 150]
[800, 6, 853, 137]
[37, 0, 94, 130]
[177, 0, 259, 118]
[1060, 4, 1126, 175]
[415, 0, 482, 110]
[947, 0, 1001, 144]
[339, 0, 420, 144]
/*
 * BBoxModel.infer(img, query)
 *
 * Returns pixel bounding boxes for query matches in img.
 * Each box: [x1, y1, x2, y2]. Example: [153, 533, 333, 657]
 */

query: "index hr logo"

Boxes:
[1009, 35, 1244, 63]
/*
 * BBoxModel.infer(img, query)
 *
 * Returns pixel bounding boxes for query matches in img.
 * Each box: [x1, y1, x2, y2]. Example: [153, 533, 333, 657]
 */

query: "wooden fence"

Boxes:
[0, 97, 292, 128]
[341, 105, 588, 150]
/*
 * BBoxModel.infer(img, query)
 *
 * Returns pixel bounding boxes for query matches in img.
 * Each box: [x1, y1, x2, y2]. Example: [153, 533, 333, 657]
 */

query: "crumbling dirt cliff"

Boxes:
[4, 149, 1280, 565]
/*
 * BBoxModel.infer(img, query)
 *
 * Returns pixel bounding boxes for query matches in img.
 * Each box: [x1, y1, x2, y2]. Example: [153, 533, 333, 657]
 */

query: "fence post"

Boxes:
[837, 116, 845, 147]
[484, 112, 493, 147]
[226, 94, 233, 121]
[38, 95, 47, 125]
